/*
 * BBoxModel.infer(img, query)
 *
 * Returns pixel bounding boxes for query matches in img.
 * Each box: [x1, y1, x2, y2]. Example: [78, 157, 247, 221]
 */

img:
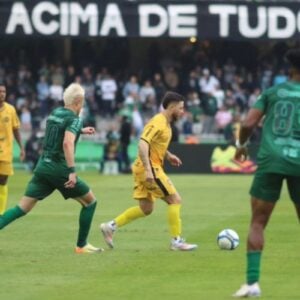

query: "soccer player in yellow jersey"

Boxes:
[101, 91, 197, 251]
[0, 83, 25, 214]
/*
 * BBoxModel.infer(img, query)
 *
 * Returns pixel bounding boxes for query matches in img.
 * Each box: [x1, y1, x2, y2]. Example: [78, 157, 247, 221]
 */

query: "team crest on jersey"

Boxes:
[277, 89, 289, 98]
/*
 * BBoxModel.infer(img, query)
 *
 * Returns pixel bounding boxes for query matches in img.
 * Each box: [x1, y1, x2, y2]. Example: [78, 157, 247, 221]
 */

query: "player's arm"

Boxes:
[63, 131, 77, 188]
[165, 150, 182, 167]
[13, 128, 25, 161]
[235, 108, 264, 161]
[138, 139, 154, 183]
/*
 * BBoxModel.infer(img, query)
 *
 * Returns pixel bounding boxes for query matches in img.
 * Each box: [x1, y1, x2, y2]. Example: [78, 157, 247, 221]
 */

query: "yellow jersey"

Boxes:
[136, 113, 171, 167]
[0, 103, 20, 162]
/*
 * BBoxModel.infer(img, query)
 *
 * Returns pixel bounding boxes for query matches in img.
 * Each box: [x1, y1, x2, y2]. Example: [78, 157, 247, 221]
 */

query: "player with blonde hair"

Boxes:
[0, 83, 102, 253]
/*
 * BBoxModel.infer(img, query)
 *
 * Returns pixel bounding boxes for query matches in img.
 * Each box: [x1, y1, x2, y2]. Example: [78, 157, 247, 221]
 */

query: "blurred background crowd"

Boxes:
[0, 39, 296, 148]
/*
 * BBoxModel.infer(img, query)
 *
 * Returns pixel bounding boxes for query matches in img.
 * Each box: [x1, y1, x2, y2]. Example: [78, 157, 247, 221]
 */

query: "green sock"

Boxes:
[0, 205, 26, 230]
[247, 251, 262, 284]
[77, 201, 97, 247]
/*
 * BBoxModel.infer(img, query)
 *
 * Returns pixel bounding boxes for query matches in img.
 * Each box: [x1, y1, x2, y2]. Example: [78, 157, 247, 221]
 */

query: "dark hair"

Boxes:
[285, 49, 300, 70]
[162, 91, 185, 109]
[0, 82, 5, 87]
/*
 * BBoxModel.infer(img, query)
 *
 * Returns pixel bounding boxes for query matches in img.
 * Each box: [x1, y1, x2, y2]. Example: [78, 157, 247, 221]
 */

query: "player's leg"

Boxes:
[233, 197, 274, 298]
[163, 192, 182, 239]
[116, 198, 152, 226]
[294, 203, 300, 222]
[100, 199, 149, 249]
[286, 175, 300, 223]
[0, 172, 49, 230]
[152, 167, 197, 251]
[0, 174, 9, 214]
[163, 192, 197, 251]
[73, 189, 103, 253]
[1, 169, 61, 233]
[0, 160, 14, 214]
[100, 170, 150, 248]
[247, 197, 275, 277]
[0, 196, 38, 229]
[233, 172, 282, 298]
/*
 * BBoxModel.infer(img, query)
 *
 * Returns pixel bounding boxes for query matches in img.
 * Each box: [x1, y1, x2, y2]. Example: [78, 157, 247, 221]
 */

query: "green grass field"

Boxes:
[1, 171, 299, 300]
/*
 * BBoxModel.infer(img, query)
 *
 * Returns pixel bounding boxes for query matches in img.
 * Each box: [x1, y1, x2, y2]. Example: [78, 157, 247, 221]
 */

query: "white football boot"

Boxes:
[100, 222, 115, 249]
[233, 282, 261, 298]
[170, 237, 198, 251]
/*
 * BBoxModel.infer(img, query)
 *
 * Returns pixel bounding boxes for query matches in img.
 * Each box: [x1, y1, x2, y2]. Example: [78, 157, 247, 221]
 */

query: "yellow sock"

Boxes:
[167, 204, 182, 237]
[115, 206, 145, 227]
[0, 185, 8, 214]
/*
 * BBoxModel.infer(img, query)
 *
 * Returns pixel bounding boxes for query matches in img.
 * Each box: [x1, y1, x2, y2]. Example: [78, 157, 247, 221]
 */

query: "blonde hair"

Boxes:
[63, 83, 85, 105]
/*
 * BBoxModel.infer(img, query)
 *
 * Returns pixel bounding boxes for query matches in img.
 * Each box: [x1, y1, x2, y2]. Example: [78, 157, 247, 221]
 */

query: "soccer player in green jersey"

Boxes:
[233, 49, 300, 297]
[0, 83, 103, 254]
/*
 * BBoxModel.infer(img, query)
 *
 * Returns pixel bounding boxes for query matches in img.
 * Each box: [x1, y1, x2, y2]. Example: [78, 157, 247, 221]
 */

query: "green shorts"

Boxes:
[24, 172, 90, 200]
[250, 172, 300, 203]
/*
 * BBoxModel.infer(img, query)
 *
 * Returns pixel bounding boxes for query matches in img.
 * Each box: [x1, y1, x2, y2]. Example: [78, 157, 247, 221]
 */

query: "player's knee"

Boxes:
[169, 195, 182, 205]
[86, 199, 97, 207]
[142, 207, 153, 215]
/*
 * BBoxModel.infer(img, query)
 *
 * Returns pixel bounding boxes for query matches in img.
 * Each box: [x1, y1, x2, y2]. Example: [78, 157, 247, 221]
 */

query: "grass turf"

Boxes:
[0, 171, 299, 300]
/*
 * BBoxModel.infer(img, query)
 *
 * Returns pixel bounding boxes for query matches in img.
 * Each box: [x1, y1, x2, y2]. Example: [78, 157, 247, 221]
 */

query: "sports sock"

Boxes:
[0, 184, 8, 214]
[167, 203, 182, 237]
[247, 251, 262, 284]
[0, 205, 26, 229]
[77, 201, 97, 248]
[114, 206, 145, 227]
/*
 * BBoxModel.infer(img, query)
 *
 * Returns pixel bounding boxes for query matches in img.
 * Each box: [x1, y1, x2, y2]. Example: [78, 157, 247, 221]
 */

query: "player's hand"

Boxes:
[167, 154, 182, 167]
[234, 147, 248, 162]
[64, 173, 77, 189]
[20, 148, 26, 162]
[82, 127, 95, 135]
[145, 169, 155, 184]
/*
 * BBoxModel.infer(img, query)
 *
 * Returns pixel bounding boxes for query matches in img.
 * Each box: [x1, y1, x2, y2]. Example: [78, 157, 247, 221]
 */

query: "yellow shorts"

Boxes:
[0, 161, 14, 176]
[132, 163, 177, 201]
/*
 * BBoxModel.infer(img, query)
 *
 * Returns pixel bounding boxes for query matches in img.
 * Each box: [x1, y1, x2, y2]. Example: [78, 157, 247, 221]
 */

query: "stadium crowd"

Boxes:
[0, 40, 292, 144]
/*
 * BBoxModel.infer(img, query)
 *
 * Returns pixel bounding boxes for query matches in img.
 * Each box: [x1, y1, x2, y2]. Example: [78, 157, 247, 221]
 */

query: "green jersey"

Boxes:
[35, 107, 82, 174]
[254, 81, 300, 175]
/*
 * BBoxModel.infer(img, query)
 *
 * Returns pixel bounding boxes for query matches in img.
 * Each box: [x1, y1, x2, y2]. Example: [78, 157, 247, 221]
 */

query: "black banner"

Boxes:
[1, 1, 300, 40]
[165, 143, 259, 174]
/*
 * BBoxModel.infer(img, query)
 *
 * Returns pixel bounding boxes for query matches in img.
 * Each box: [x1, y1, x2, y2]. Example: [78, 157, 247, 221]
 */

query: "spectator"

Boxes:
[201, 93, 218, 134]
[153, 73, 166, 108]
[163, 67, 179, 91]
[139, 80, 156, 105]
[20, 105, 32, 132]
[100, 73, 118, 117]
[186, 70, 200, 94]
[132, 106, 143, 138]
[65, 65, 76, 87]
[36, 75, 50, 117]
[182, 112, 194, 135]
[119, 115, 132, 173]
[186, 92, 202, 123]
[101, 131, 121, 175]
[248, 88, 261, 109]
[49, 78, 63, 109]
[215, 105, 233, 141]
[25, 130, 43, 172]
[199, 68, 219, 96]
[123, 75, 140, 101]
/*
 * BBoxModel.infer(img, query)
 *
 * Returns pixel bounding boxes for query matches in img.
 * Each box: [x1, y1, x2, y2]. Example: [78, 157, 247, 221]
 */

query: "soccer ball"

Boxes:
[217, 229, 239, 250]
